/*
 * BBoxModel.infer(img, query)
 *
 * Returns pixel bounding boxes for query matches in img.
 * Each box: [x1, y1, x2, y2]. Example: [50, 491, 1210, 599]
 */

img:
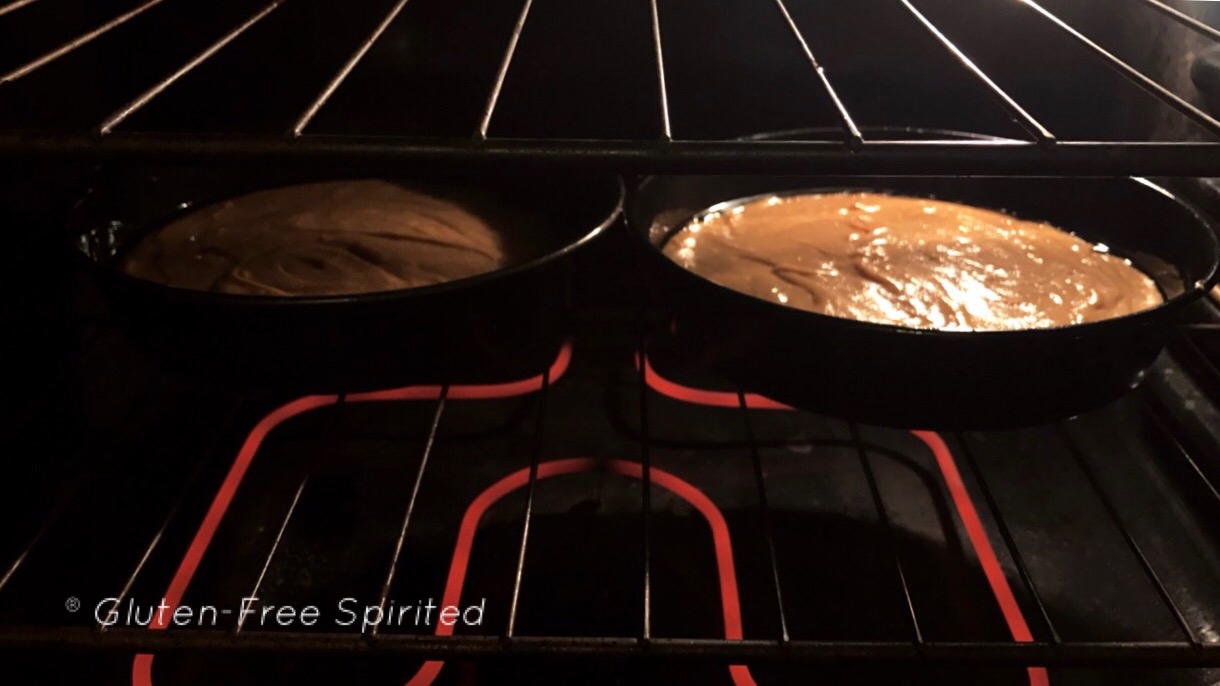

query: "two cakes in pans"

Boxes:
[106, 173, 1208, 426]
[125, 179, 1162, 333]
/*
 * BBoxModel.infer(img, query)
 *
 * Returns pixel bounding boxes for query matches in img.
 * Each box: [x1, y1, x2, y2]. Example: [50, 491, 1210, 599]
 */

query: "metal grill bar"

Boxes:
[1143, 396, 1220, 508]
[7, 132, 1220, 174]
[0, 626, 1214, 664]
[1014, 0, 1220, 139]
[97, 0, 287, 135]
[234, 475, 308, 633]
[0, 370, 166, 594]
[1056, 425, 1202, 646]
[953, 433, 1062, 643]
[898, 0, 1055, 144]
[291, 0, 413, 137]
[638, 336, 653, 642]
[0, 0, 166, 84]
[847, 422, 924, 644]
[505, 370, 550, 639]
[735, 389, 790, 643]
[0, 0, 42, 19]
[648, 0, 671, 141]
[235, 393, 346, 633]
[1130, 0, 1220, 44]
[475, 0, 534, 140]
[770, 0, 863, 149]
[1180, 334, 1220, 388]
[370, 386, 448, 637]
[99, 398, 245, 631]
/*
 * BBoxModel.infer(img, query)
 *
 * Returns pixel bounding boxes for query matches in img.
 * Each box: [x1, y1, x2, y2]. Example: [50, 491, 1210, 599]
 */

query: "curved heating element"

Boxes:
[132, 340, 1046, 686]
[638, 353, 1049, 686]
[402, 458, 759, 686]
[131, 342, 572, 686]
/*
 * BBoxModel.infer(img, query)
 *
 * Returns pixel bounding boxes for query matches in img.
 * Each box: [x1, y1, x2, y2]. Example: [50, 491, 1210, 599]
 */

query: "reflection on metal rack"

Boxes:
[1134, 0, 1220, 43]
[896, 0, 1054, 145]
[1012, 0, 1219, 136]
[0, 0, 45, 20]
[769, 0, 863, 149]
[290, 0, 413, 137]
[0, 0, 164, 84]
[847, 422, 925, 644]
[0, 0, 1217, 171]
[97, 0, 288, 136]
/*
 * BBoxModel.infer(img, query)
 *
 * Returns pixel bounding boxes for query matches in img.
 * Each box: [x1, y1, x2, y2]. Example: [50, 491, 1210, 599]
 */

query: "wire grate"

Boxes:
[0, 0, 1217, 172]
[0, 325, 1217, 669]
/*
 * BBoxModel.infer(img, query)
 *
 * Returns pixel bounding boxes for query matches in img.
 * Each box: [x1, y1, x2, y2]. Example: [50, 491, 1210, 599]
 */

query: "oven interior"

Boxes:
[2, 0, 1220, 684]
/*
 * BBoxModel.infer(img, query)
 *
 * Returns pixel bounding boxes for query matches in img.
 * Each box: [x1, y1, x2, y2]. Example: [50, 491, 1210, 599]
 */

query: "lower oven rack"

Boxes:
[1, 315, 1217, 670]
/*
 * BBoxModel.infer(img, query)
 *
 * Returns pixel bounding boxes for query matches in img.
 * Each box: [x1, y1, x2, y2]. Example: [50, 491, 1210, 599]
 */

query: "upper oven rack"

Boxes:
[0, 0, 1218, 174]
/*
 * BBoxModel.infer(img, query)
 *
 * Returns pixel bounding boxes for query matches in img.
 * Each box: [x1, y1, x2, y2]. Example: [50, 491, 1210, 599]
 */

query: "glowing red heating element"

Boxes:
[639, 354, 1050, 686]
[133, 341, 1043, 686]
[403, 457, 758, 686]
[132, 343, 575, 686]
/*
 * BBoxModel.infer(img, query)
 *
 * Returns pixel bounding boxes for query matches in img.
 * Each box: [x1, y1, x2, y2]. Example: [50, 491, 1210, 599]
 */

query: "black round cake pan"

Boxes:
[71, 167, 624, 392]
[627, 129, 1220, 429]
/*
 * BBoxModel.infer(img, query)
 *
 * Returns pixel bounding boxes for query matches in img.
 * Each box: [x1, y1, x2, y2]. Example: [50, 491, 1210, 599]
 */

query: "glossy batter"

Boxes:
[662, 192, 1163, 331]
[122, 179, 543, 296]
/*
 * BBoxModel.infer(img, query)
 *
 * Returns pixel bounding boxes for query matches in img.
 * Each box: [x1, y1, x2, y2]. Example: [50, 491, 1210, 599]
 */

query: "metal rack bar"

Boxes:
[953, 433, 1062, 643]
[8, 132, 1220, 174]
[1014, 0, 1220, 139]
[1180, 334, 1220, 387]
[647, 0, 671, 141]
[1130, 0, 1220, 44]
[898, 0, 1055, 144]
[0, 627, 1214, 664]
[1143, 397, 1220, 507]
[1138, 392, 1220, 540]
[234, 475, 308, 633]
[99, 398, 245, 631]
[1056, 425, 1201, 646]
[770, 0, 863, 149]
[638, 336, 653, 642]
[97, 0, 287, 135]
[735, 388, 790, 643]
[0, 371, 167, 594]
[0, 0, 42, 19]
[235, 393, 346, 633]
[505, 370, 550, 639]
[847, 422, 924, 644]
[475, 0, 534, 140]
[291, 0, 412, 136]
[0, 0, 166, 84]
[370, 387, 448, 637]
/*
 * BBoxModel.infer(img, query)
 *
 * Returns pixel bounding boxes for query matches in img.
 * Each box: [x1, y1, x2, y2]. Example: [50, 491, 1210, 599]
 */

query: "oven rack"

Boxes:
[0, 0, 1218, 174]
[0, 322, 1217, 669]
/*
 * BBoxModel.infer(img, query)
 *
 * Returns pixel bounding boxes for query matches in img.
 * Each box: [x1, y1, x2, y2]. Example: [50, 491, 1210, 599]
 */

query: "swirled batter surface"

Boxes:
[121, 179, 543, 296]
[662, 192, 1162, 331]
